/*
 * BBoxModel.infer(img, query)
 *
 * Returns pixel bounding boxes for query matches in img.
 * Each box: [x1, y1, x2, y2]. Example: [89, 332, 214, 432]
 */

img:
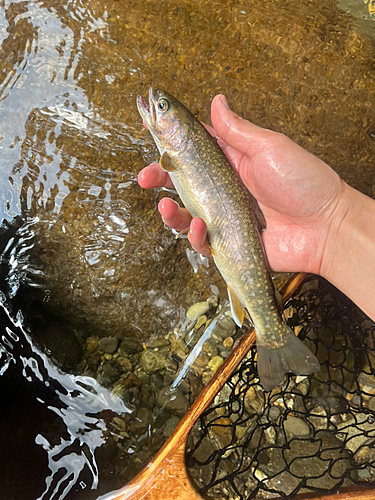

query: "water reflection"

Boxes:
[0, 303, 130, 500]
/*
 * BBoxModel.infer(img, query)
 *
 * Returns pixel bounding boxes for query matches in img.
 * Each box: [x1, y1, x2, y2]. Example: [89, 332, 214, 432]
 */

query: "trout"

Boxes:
[136, 88, 320, 391]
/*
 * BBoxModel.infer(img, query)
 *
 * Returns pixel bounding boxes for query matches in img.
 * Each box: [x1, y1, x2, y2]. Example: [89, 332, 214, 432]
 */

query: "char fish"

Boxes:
[136, 88, 319, 391]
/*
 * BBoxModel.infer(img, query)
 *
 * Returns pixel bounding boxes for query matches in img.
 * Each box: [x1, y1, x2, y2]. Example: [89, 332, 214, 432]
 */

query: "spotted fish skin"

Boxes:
[137, 88, 320, 391]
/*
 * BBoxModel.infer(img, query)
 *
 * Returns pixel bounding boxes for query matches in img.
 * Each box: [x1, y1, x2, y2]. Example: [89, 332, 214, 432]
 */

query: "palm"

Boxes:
[216, 129, 344, 274]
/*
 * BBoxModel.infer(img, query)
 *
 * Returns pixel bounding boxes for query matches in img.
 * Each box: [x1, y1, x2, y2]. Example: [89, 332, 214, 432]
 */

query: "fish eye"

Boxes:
[157, 98, 170, 113]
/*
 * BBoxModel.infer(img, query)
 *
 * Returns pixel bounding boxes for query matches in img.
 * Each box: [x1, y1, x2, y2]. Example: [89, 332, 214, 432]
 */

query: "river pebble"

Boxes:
[119, 338, 143, 355]
[186, 301, 211, 322]
[140, 349, 169, 374]
[268, 406, 281, 421]
[194, 314, 208, 331]
[202, 341, 219, 357]
[284, 416, 310, 437]
[222, 336, 234, 349]
[157, 387, 189, 414]
[208, 355, 224, 373]
[86, 336, 99, 354]
[163, 415, 181, 437]
[212, 315, 237, 339]
[99, 336, 119, 354]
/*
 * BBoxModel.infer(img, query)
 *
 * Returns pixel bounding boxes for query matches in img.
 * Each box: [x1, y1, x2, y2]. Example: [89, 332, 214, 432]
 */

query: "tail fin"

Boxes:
[256, 327, 320, 392]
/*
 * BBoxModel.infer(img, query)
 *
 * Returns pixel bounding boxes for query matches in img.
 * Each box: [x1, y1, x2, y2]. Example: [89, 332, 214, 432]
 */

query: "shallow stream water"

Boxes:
[0, 0, 375, 499]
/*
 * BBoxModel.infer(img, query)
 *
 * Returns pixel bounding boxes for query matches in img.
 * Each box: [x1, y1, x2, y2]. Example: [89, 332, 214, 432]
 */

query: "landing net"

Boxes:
[186, 278, 375, 499]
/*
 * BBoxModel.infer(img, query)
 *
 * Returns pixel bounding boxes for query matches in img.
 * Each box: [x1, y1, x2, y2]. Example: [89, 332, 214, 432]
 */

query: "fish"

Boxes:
[136, 88, 320, 391]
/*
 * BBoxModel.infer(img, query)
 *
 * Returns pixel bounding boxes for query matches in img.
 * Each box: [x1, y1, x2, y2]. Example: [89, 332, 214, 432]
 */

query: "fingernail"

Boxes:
[220, 95, 229, 109]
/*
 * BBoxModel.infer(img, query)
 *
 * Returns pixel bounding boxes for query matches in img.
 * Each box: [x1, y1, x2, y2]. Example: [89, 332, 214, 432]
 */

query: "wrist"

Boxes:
[319, 183, 375, 319]
[319, 182, 362, 282]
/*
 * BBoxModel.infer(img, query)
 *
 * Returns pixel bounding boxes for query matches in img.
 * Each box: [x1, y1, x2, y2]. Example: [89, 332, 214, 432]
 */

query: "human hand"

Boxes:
[138, 95, 348, 275]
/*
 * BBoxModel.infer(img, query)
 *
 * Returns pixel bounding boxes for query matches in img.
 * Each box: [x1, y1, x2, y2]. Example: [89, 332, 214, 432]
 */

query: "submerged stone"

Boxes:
[140, 349, 169, 374]
[284, 415, 311, 437]
[186, 301, 210, 322]
[208, 355, 224, 373]
[99, 336, 119, 354]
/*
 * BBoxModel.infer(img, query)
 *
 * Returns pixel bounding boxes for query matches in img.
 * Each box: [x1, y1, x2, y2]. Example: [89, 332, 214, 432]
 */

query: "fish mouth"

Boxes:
[136, 87, 156, 128]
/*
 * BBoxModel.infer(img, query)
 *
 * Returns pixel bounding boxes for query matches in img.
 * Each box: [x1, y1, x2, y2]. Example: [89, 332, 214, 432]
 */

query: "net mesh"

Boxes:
[186, 277, 375, 499]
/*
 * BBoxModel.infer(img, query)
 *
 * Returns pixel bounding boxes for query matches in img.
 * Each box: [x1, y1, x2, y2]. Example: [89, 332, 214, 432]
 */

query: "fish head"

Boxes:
[136, 88, 194, 154]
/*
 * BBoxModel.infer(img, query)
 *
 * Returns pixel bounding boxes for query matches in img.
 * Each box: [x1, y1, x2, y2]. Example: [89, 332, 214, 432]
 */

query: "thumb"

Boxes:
[211, 95, 270, 156]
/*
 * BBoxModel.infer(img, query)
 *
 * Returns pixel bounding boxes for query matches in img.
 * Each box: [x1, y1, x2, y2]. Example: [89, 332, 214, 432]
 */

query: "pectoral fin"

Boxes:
[160, 152, 178, 172]
[176, 228, 189, 238]
[227, 285, 245, 327]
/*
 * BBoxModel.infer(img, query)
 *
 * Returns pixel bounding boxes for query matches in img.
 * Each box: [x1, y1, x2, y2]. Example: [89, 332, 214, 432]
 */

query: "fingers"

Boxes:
[138, 163, 174, 189]
[211, 95, 272, 157]
[188, 217, 212, 257]
[158, 198, 212, 257]
[158, 198, 192, 232]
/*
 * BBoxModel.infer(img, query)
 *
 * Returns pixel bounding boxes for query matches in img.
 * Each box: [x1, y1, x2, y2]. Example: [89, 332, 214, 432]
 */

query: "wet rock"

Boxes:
[353, 445, 375, 465]
[194, 314, 208, 331]
[86, 351, 102, 372]
[235, 424, 249, 440]
[140, 349, 169, 374]
[202, 341, 219, 358]
[99, 336, 119, 354]
[244, 386, 265, 414]
[133, 407, 150, 433]
[194, 350, 210, 368]
[208, 355, 224, 373]
[169, 332, 189, 355]
[150, 372, 164, 389]
[211, 314, 236, 339]
[295, 376, 309, 395]
[121, 373, 142, 389]
[111, 417, 127, 432]
[119, 338, 143, 355]
[308, 405, 328, 431]
[98, 362, 121, 388]
[202, 370, 213, 385]
[86, 336, 99, 354]
[146, 337, 171, 349]
[264, 425, 277, 445]
[284, 415, 311, 437]
[219, 350, 232, 359]
[268, 406, 281, 421]
[141, 383, 155, 408]
[186, 301, 210, 322]
[210, 417, 233, 448]
[157, 387, 189, 414]
[207, 295, 219, 308]
[117, 356, 133, 372]
[189, 433, 216, 463]
[222, 336, 234, 349]
[358, 371, 375, 395]
[337, 413, 375, 455]
[163, 415, 181, 437]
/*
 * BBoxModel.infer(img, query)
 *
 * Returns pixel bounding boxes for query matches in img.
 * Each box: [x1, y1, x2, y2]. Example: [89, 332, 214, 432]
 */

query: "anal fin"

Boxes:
[227, 285, 245, 327]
